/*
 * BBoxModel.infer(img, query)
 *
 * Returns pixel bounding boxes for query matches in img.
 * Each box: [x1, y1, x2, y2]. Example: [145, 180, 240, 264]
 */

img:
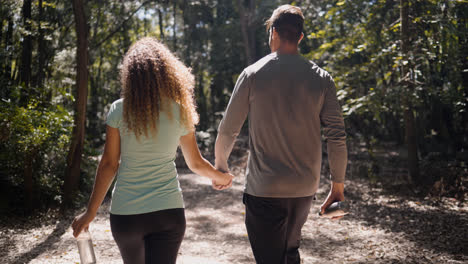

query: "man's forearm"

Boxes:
[320, 77, 347, 183]
[214, 133, 237, 172]
[328, 140, 347, 183]
[215, 70, 250, 172]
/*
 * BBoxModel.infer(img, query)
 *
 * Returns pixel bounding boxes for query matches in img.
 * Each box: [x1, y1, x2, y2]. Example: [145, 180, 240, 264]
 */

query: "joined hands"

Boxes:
[212, 167, 233, 190]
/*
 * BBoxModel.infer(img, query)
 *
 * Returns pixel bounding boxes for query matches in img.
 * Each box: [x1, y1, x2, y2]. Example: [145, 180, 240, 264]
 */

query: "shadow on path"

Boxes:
[10, 216, 73, 264]
[346, 190, 468, 258]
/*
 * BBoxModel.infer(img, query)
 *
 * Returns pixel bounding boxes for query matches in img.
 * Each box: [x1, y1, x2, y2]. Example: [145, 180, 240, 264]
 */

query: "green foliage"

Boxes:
[1, 0, 466, 210]
[0, 96, 72, 208]
[304, 0, 467, 190]
[305, 0, 467, 150]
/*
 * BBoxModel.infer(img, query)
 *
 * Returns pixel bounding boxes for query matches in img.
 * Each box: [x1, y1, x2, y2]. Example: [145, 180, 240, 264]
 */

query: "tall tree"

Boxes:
[63, 0, 89, 207]
[1, 16, 14, 98]
[400, 0, 420, 183]
[172, 0, 177, 50]
[238, 0, 256, 64]
[19, 0, 34, 210]
[158, 7, 165, 40]
[19, 0, 32, 101]
[34, 0, 46, 88]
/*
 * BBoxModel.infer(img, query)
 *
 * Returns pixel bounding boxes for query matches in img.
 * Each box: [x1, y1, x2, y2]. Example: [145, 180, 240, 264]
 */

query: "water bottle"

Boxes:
[319, 201, 350, 218]
[76, 229, 97, 264]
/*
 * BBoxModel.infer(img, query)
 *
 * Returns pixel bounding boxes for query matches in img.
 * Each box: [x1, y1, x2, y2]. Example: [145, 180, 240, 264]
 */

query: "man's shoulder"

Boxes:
[243, 53, 277, 76]
[241, 54, 334, 86]
[306, 59, 334, 81]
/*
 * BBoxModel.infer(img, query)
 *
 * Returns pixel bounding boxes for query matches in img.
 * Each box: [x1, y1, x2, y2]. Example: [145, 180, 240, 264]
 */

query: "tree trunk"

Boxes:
[457, 3, 468, 148]
[181, 0, 189, 64]
[63, 0, 89, 207]
[119, 3, 131, 53]
[158, 8, 165, 40]
[238, 0, 256, 64]
[20, 0, 32, 102]
[1, 17, 13, 98]
[0, 18, 3, 45]
[143, 6, 148, 35]
[35, 0, 46, 88]
[88, 51, 103, 147]
[23, 150, 37, 212]
[6, 19, 15, 83]
[172, 1, 177, 50]
[196, 70, 208, 130]
[90, 4, 102, 50]
[400, 0, 420, 184]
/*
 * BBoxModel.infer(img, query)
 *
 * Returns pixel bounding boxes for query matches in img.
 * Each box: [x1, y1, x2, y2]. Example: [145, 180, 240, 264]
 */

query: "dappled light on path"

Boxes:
[1, 171, 466, 263]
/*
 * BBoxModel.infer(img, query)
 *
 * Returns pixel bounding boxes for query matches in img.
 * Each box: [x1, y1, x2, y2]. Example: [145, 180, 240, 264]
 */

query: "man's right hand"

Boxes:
[320, 181, 345, 220]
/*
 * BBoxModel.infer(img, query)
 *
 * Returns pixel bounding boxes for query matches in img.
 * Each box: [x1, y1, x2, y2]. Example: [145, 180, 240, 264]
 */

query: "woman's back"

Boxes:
[72, 37, 232, 264]
[106, 98, 189, 215]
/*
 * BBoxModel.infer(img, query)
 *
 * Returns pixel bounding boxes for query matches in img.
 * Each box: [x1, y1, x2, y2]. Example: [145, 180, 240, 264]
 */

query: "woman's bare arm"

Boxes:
[179, 132, 233, 186]
[72, 125, 120, 237]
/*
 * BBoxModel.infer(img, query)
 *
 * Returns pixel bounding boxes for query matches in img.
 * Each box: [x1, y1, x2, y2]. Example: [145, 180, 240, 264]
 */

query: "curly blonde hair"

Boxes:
[120, 37, 199, 138]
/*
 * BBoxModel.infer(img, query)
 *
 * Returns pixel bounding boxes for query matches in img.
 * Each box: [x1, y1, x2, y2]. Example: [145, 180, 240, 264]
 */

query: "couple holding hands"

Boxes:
[72, 4, 347, 264]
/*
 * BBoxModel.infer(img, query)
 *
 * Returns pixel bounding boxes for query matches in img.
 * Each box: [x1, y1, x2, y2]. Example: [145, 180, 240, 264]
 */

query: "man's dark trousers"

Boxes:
[243, 193, 313, 264]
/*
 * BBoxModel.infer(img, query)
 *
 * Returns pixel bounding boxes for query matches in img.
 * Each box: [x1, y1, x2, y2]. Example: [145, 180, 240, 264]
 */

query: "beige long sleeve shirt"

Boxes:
[215, 52, 347, 198]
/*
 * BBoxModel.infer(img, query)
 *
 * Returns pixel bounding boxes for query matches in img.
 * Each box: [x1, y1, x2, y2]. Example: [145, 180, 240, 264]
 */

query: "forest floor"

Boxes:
[1, 146, 467, 264]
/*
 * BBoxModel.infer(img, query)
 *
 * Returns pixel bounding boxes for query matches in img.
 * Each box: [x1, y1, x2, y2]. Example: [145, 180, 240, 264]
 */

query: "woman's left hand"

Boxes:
[71, 210, 96, 238]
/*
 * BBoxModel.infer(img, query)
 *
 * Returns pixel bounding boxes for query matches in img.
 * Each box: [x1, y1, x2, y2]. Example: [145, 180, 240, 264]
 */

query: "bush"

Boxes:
[0, 99, 72, 211]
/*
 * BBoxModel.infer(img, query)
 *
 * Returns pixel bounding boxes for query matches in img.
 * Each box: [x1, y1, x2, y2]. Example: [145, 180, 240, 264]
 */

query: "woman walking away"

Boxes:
[71, 37, 233, 264]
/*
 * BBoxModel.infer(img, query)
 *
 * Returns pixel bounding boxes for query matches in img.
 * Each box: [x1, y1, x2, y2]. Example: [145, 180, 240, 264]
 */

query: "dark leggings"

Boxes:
[110, 208, 186, 264]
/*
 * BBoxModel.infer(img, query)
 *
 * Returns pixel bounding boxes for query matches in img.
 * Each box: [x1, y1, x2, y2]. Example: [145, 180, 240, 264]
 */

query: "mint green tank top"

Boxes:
[106, 99, 189, 215]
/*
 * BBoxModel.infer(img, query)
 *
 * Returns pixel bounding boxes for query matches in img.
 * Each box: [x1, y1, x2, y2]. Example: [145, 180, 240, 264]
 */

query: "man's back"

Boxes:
[215, 5, 347, 263]
[217, 52, 347, 198]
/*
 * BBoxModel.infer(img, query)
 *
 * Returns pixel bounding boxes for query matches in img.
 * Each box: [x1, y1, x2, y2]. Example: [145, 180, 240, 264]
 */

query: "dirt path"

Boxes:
[2, 169, 467, 264]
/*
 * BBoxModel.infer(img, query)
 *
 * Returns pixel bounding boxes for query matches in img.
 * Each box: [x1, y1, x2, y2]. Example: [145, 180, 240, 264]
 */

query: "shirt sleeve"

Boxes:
[320, 77, 347, 183]
[179, 123, 191, 137]
[215, 70, 251, 171]
[106, 101, 122, 129]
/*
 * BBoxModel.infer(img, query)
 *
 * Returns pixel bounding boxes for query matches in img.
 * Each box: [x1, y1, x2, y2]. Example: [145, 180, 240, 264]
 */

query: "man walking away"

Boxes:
[214, 5, 348, 264]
